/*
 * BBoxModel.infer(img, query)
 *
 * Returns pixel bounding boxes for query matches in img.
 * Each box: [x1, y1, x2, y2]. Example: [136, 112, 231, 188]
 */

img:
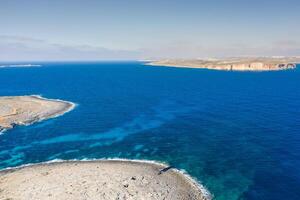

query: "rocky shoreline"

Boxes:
[0, 159, 211, 200]
[0, 95, 75, 132]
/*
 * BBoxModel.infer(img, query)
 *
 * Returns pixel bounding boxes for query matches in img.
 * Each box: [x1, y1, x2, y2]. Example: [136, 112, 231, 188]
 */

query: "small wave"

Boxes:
[31, 95, 78, 112]
[0, 128, 7, 135]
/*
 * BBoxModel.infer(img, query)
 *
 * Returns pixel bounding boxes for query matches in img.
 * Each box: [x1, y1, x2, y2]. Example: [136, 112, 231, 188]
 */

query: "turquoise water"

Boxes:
[0, 62, 299, 200]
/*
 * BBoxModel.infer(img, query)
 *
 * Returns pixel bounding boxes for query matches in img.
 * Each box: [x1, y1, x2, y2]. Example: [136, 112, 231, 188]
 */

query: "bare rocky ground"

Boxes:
[0, 95, 75, 132]
[0, 160, 210, 200]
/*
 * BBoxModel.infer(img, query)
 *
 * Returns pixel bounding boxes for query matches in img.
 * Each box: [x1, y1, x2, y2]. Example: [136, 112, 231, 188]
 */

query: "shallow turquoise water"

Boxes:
[0, 62, 299, 200]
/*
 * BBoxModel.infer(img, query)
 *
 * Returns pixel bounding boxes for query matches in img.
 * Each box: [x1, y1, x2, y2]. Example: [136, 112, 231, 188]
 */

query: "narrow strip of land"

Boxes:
[147, 57, 299, 71]
[0, 64, 41, 68]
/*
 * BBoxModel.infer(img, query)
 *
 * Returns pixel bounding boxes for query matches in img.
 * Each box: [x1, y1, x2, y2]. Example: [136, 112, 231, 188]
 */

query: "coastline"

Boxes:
[0, 159, 211, 200]
[29, 95, 77, 117]
[0, 95, 76, 132]
[146, 57, 299, 71]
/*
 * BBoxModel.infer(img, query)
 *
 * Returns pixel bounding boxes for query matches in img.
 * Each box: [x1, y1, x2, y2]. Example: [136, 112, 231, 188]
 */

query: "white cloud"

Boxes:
[0, 35, 141, 61]
[140, 41, 300, 59]
[0, 35, 46, 43]
[0, 35, 299, 61]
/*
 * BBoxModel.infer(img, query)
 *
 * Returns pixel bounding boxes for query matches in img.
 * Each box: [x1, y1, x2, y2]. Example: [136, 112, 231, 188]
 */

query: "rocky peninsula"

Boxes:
[147, 57, 299, 71]
[0, 95, 75, 132]
[0, 159, 210, 200]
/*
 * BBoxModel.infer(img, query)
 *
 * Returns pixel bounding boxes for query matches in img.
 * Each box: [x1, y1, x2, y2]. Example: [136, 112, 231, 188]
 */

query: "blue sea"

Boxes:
[0, 62, 299, 200]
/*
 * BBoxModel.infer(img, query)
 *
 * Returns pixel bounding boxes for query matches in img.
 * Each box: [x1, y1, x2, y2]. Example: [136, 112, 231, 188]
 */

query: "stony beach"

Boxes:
[0, 159, 210, 200]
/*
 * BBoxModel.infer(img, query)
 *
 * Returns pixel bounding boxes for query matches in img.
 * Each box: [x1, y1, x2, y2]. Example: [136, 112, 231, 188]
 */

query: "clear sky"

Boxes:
[1, 0, 300, 61]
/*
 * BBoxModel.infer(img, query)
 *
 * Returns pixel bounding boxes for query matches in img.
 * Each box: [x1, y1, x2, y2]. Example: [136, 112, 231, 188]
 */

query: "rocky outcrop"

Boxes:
[0, 95, 75, 132]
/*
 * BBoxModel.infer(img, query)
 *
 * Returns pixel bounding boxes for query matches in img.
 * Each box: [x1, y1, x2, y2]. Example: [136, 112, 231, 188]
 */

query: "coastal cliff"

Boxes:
[147, 57, 299, 71]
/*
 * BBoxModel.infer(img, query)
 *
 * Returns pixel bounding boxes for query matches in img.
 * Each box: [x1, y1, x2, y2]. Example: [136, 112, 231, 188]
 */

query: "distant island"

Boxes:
[0, 95, 75, 132]
[0, 159, 211, 200]
[147, 57, 299, 71]
[0, 64, 41, 68]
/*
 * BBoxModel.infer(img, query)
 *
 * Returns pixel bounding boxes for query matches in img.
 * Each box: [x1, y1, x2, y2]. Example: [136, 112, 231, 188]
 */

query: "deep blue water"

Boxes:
[0, 62, 299, 200]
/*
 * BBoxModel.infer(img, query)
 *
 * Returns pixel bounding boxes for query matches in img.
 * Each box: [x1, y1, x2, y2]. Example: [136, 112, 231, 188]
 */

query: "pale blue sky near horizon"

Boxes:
[1, 0, 300, 61]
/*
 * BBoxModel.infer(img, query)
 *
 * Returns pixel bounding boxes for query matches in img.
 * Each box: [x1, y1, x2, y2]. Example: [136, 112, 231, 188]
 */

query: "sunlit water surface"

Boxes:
[0, 62, 299, 200]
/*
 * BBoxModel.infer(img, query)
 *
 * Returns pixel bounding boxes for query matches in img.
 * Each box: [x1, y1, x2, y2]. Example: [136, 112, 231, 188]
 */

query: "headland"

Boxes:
[147, 57, 299, 71]
[0, 95, 75, 132]
[0, 159, 211, 200]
